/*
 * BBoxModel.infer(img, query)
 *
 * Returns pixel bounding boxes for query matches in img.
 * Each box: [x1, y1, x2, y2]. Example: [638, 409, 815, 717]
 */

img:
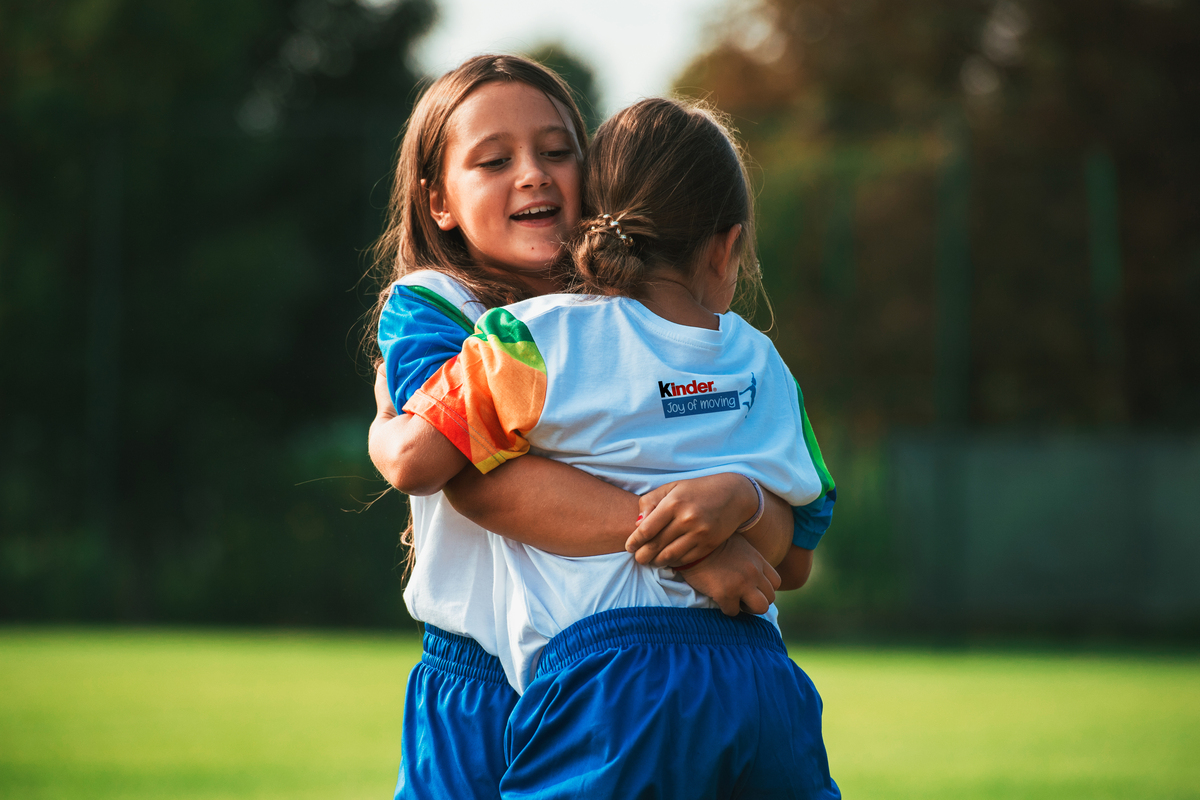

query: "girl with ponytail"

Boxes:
[368, 57, 809, 799]
[391, 96, 839, 799]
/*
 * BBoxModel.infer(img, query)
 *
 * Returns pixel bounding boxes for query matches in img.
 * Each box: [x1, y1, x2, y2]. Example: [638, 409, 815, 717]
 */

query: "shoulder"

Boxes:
[719, 312, 783, 358]
[719, 310, 768, 340]
[393, 270, 487, 323]
[505, 292, 599, 319]
[476, 293, 608, 331]
[471, 295, 615, 356]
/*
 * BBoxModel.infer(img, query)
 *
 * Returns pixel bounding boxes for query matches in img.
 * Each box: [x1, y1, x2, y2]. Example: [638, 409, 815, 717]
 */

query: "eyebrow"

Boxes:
[466, 125, 575, 152]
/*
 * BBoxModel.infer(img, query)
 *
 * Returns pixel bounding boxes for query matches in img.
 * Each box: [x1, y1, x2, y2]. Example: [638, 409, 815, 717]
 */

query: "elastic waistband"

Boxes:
[535, 607, 786, 678]
[421, 625, 507, 684]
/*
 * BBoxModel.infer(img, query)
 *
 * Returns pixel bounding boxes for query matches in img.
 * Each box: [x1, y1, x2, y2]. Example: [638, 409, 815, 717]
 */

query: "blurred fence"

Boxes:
[894, 432, 1200, 631]
[782, 432, 1200, 637]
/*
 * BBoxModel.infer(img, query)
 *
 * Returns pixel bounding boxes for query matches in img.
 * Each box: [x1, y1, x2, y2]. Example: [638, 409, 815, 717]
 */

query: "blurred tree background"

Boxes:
[0, 0, 438, 624]
[680, 0, 1200, 636]
[1, 0, 1197, 635]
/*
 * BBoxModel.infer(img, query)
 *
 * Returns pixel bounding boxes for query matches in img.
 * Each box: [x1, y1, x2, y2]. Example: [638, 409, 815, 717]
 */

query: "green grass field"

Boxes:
[1, 628, 1197, 799]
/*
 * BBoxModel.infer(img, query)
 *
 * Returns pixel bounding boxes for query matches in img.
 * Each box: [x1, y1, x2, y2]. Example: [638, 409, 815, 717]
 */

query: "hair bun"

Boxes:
[572, 213, 648, 296]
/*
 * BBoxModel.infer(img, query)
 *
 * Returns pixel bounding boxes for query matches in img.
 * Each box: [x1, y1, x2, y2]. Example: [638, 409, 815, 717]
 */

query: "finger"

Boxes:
[739, 589, 770, 616]
[633, 543, 662, 565]
[626, 487, 676, 551]
[757, 569, 777, 606]
[651, 537, 713, 568]
[764, 561, 781, 591]
[638, 482, 674, 514]
[628, 521, 669, 559]
[634, 523, 691, 564]
[716, 592, 742, 616]
[626, 501, 683, 556]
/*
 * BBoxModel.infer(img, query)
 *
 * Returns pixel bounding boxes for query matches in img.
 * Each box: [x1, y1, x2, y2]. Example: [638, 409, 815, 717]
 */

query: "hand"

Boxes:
[626, 473, 759, 567]
[677, 534, 780, 617]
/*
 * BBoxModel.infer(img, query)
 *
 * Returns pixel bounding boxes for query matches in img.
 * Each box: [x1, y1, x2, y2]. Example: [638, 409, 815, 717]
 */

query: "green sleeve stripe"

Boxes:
[407, 285, 476, 334]
[472, 308, 547, 373]
[794, 377, 835, 494]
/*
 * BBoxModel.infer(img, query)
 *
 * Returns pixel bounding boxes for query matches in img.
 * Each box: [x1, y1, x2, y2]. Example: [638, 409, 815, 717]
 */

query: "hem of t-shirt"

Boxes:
[792, 529, 825, 550]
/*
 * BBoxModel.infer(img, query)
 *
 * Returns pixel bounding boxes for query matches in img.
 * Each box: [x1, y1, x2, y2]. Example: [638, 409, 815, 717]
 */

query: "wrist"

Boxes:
[674, 538, 727, 573]
[734, 474, 765, 533]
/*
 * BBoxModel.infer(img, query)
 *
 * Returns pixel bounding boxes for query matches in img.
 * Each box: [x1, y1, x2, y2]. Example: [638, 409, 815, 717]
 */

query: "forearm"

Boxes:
[444, 455, 636, 557]
[776, 545, 814, 591]
[738, 489, 793, 567]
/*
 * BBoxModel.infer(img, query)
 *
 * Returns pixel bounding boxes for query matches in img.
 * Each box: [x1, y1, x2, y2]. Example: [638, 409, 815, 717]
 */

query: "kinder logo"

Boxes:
[659, 378, 741, 419]
[659, 374, 758, 419]
[658, 380, 716, 398]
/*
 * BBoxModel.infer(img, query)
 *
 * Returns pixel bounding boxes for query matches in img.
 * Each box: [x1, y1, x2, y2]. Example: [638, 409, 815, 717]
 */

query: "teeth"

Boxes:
[513, 205, 556, 217]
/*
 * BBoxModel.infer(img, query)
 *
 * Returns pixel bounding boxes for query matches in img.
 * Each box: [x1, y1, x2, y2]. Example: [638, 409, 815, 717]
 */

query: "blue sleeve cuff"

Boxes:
[791, 488, 836, 550]
[378, 286, 473, 409]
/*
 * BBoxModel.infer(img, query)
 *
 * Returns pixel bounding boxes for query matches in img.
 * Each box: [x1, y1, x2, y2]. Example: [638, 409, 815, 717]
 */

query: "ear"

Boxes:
[708, 224, 743, 283]
[426, 180, 458, 232]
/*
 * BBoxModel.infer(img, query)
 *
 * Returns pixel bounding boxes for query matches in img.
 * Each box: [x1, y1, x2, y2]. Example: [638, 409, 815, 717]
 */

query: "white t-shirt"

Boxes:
[406, 294, 830, 691]
[379, 270, 502, 654]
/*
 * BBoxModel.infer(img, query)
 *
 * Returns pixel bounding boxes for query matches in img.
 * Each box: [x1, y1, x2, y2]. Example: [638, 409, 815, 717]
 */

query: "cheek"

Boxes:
[556, 166, 583, 221]
[449, 177, 502, 227]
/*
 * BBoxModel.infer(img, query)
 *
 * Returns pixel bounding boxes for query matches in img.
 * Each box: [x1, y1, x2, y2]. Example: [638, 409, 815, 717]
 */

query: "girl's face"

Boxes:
[429, 80, 582, 285]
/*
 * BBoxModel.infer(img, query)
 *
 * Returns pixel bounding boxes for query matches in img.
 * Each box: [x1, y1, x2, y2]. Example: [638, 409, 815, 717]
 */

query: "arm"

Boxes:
[626, 475, 792, 567]
[367, 404, 466, 496]
[387, 308, 791, 564]
[637, 482, 795, 617]
[442, 457, 635, 556]
[374, 376, 790, 563]
[374, 302, 798, 611]
[776, 546, 814, 591]
[371, 364, 634, 554]
[623, 378, 838, 599]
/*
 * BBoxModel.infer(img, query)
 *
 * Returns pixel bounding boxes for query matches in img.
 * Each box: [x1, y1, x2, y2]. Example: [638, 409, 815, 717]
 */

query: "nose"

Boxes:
[514, 151, 551, 190]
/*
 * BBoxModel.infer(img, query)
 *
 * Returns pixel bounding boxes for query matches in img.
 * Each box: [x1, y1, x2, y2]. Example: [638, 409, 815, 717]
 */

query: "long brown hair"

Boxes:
[566, 97, 767, 321]
[368, 54, 588, 330]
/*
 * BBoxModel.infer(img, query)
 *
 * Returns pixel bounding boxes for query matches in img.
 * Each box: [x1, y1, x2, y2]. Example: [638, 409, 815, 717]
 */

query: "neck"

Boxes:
[514, 271, 560, 297]
[638, 274, 719, 330]
[481, 264, 560, 298]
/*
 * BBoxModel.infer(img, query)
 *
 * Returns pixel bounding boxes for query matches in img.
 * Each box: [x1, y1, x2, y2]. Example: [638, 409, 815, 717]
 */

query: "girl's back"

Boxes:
[408, 291, 826, 690]
[401, 95, 840, 799]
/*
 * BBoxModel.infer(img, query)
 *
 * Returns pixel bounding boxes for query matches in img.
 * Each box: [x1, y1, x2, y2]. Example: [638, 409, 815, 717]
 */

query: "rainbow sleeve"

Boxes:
[403, 308, 547, 474]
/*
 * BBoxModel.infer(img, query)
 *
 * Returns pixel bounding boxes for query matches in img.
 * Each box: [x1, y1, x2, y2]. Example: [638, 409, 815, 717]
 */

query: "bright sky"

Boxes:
[412, 0, 731, 115]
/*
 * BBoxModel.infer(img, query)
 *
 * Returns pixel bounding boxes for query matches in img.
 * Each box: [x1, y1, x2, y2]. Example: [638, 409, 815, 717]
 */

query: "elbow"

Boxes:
[776, 547, 814, 591]
[369, 424, 446, 497]
[390, 467, 446, 497]
[777, 572, 809, 592]
[387, 442, 452, 496]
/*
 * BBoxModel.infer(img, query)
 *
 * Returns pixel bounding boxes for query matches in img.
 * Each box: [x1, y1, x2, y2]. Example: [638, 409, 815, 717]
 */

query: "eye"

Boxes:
[478, 157, 510, 169]
[543, 149, 573, 161]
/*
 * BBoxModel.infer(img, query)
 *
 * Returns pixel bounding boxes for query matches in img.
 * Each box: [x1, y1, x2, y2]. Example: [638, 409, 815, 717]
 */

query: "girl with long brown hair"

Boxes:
[388, 96, 838, 798]
[368, 57, 806, 799]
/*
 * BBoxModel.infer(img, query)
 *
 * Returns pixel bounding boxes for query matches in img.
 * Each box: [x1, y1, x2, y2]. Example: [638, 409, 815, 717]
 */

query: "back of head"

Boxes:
[372, 54, 588, 311]
[568, 97, 760, 304]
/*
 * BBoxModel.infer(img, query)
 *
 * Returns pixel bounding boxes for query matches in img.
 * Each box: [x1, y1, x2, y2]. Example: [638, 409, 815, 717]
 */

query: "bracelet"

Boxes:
[734, 474, 765, 533]
[674, 552, 712, 572]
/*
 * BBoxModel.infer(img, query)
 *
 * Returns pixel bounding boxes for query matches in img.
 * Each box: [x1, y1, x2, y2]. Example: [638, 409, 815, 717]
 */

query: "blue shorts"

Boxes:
[395, 625, 519, 800]
[501, 607, 840, 800]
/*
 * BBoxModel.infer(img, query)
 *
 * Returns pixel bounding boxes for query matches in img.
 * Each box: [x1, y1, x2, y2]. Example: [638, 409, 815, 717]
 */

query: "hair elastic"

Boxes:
[735, 474, 765, 533]
[674, 552, 711, 572]
[587, 213, 633, 247]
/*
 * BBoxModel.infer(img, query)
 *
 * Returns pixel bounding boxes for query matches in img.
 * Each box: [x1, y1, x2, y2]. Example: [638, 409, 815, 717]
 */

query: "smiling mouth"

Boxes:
[511, 204, 560, 221]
